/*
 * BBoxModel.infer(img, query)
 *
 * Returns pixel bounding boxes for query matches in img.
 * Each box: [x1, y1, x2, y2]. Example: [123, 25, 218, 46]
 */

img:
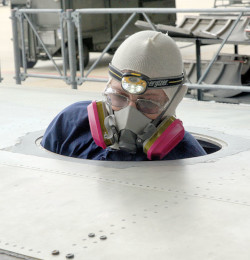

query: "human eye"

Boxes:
[107, 93, 128, 108]
[137, 99, 161, 114]
[141, 92, 168, 104]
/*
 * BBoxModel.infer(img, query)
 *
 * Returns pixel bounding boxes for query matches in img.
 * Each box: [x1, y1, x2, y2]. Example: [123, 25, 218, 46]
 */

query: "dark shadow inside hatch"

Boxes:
[197, 139, 221, 154]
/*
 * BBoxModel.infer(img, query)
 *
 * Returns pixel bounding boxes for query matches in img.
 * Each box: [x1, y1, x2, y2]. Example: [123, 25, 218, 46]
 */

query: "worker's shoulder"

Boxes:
[47, 100, 92, 131]
[60, 100, 92, 114]
[55, 100, 92, 120]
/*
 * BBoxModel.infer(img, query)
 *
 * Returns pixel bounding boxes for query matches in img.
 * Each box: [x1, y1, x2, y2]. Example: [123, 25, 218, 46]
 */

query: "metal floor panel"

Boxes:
[1, 85, 250, 259]
[1, 150, 250, 260]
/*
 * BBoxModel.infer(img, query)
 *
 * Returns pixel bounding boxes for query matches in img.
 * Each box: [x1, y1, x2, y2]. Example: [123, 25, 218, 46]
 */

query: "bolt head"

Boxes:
[100, 235, 107, 240]
[88, 233, 95, 238]
[51, 250, 60, 255]
[66, 253, 74, 259]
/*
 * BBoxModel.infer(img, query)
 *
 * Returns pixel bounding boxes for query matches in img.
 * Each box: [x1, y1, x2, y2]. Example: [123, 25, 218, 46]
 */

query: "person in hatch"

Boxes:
[41, 30, 206, 161]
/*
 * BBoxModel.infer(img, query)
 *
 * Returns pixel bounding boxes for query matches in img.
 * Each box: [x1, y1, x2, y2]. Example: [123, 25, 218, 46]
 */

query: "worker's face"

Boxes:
[105, 79, 169, 120]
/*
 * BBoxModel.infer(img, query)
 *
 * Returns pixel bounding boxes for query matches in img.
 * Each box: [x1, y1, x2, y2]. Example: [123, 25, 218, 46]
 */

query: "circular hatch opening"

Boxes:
[36, 132, 224, 159]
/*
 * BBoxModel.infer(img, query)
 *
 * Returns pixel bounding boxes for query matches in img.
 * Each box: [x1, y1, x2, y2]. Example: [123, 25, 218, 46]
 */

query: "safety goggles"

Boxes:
[103, 86, 168, 114]
[109, 63, 184, 95]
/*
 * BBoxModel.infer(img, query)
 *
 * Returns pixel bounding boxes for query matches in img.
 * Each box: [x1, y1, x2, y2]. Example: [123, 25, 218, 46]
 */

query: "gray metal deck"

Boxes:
[0, 85, 250, 259]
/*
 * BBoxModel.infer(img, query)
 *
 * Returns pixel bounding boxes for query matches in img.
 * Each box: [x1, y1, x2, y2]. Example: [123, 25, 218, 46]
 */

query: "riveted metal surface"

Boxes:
[1, 85, 250, 260]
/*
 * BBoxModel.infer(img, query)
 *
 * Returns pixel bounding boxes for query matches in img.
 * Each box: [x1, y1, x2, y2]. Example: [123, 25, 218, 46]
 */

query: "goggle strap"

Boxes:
[152, 84, 183, 126]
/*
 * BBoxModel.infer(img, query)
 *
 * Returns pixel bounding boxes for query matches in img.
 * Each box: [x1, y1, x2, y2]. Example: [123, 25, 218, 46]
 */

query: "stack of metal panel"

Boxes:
[135, 15, 250, 98]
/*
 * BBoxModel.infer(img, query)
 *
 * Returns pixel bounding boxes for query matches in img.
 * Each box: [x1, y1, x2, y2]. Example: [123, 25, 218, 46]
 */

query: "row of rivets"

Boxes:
[52, 250, 74, 258]
[88, 233, 107, 240]
[51, 233, 108, 258]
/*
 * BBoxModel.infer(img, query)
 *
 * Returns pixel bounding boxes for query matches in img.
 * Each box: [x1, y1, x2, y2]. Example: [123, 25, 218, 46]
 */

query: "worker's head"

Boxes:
[105, 30, 187, 119]
[88, 31, 186, 159]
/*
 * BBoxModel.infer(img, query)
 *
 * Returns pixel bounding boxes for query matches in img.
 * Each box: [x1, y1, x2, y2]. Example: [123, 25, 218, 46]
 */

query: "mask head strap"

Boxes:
[152, 84, 183, 126]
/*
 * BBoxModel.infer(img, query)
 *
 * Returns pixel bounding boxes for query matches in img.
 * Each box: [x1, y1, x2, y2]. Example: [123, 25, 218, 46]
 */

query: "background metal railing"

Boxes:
[11, 7, 250, 97]
[11, 9, 70, 85]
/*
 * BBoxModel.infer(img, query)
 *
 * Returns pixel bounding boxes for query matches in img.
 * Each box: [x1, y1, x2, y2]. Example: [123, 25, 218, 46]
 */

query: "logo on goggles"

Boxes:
[109, 63, 184, 94]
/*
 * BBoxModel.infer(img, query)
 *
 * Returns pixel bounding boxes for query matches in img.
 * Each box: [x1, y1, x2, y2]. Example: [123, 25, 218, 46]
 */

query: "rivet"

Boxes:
[88, 233, 95, 238]
[52, 250, 60, 255]
[66, 253, 74, 259]
[100, 235, 107, 240]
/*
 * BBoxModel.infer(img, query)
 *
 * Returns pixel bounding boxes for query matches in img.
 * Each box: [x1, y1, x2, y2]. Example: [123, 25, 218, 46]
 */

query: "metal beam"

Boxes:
[186, 83, 250, 92]
[75, 7, 250, 14]
[11, 9, 21, 84]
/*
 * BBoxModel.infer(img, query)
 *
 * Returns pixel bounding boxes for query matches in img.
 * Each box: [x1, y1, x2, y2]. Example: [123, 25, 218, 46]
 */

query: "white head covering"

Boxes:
[111, 30, 187, 117]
